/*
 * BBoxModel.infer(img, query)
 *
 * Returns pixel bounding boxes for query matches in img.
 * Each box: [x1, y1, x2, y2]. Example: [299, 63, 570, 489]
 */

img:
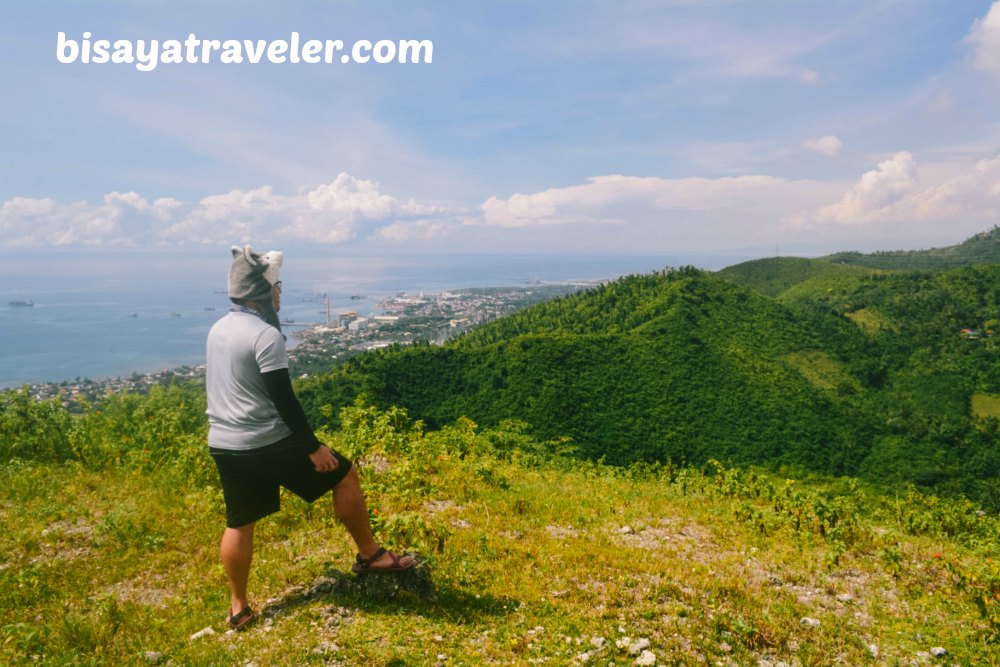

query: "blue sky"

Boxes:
[3, 1, 1000, 257]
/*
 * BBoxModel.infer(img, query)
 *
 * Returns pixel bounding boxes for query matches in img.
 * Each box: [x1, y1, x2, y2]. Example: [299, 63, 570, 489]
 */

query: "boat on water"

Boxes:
[8, 300, 34, 307]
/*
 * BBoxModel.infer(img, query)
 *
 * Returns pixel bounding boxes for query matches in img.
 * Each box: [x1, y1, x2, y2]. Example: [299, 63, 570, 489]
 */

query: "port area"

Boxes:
[287, 283, 588, 376]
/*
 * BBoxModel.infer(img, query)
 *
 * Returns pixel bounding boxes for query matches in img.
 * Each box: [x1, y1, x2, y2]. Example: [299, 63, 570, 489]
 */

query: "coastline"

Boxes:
[9, 282, 586, 406]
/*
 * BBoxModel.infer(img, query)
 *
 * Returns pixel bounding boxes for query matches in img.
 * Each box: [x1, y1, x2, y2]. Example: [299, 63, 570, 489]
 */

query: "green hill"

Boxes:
[299, 265, 1000, 508]
[822, 225, 1000, 269]
[300, 269, 871, 471]
[715, 256, 876, 298]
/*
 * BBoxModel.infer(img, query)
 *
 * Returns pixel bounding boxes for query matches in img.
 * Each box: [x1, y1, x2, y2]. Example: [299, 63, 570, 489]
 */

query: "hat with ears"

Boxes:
[228, 245, 283, 333]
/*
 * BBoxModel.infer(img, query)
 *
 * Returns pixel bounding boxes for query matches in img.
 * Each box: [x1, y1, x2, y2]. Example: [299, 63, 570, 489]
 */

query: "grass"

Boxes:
[844, 308, 897, 335]
[782, 351, 860, 393]
[972, 393, 1000, 420]
[1, 408, 999, 666]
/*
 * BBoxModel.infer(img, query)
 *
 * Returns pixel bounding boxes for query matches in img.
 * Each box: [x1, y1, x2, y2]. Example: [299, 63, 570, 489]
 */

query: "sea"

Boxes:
[0, 248, 753, 388]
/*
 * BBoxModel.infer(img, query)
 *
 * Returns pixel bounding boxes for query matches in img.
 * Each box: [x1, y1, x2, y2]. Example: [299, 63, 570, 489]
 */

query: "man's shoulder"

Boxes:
[212, 311, 271, 334]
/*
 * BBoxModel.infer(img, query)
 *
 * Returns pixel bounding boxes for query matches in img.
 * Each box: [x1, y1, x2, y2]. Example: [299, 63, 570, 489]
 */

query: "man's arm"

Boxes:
[261, 368, 339, 471]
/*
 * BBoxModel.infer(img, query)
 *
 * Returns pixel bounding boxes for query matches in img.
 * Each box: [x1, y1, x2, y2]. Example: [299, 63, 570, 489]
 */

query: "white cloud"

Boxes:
[803, 135, 843, 157]
[373, 219, 454, 242]
[968, 1, 1000, 75]
[0, 173, 447, 247]
[799, 70, 820, 84]
[800, 151, 1000, 226]
[5, 156, 1000, 253]
[814, 152, 918, 224]
[478, 174, 818, 229]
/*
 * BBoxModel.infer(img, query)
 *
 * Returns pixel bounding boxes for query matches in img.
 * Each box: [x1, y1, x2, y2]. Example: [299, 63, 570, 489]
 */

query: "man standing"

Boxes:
[206, 245, 413, 631]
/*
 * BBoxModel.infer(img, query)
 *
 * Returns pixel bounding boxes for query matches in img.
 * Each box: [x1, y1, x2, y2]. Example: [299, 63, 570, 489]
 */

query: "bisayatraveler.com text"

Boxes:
[56, 32, 434, 72]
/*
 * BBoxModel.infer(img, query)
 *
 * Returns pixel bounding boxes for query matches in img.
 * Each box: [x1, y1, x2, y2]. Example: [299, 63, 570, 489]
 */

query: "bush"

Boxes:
[0, 388, 74, 463]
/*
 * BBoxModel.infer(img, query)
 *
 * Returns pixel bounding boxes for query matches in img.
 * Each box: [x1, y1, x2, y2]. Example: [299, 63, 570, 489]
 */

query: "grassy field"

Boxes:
[1, 405, 998, 666]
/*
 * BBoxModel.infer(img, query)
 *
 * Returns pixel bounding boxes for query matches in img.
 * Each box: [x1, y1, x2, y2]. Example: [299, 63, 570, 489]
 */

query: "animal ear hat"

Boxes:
[228, 245, 283, 333]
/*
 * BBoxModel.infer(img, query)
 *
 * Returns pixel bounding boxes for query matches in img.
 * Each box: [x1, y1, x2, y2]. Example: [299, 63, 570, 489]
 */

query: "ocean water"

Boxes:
[0, 248, 750, 388]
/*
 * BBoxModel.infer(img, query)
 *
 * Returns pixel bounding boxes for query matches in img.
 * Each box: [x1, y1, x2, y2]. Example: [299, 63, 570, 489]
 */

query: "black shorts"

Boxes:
[210, 435, 353, 528]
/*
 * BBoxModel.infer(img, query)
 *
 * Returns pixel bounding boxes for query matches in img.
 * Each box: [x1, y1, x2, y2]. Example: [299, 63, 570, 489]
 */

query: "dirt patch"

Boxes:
[105, 579, 178, 608]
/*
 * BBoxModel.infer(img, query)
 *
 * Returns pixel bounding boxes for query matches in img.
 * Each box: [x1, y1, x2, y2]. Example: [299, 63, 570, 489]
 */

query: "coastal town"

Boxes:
[18, 283, 587, 408]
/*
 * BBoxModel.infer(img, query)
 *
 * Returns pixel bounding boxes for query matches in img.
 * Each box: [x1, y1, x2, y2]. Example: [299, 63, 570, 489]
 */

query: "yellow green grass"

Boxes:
[1, 404, 998, 666]
[845, 308, 897, 335]
[972, 393, 1000, 420]
[783, 351, 860, 393]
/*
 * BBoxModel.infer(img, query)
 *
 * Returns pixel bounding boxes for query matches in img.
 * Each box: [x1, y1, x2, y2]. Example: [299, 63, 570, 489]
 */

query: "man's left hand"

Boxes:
[309, 445, 340, 473]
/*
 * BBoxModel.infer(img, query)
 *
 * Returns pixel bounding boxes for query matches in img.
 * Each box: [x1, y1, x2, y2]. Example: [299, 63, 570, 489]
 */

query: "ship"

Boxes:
[8, 300, 34, 307]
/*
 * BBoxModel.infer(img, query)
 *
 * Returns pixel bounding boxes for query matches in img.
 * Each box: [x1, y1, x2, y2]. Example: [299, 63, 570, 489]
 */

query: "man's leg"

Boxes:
[332, 467, 414, 568]
[220, 522, 255, 614]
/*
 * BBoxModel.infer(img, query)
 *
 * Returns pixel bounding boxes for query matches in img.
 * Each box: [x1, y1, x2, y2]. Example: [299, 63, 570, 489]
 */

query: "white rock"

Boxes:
[867, 644, 879, 658]
[143, 652, 163, 664]
[620, 525, 635, 535]
[836, 593, 853, 603]
[799, 617, 821, 629]
[634, 649, 657, 666]
[189, 626, 216, 641]
[930, 647, 947, 657]
[590, 636, 607, 649]
[719, 642, 732, 653]
[575, 651, 592, 663]
[628, 638, 651, 656]
[616, 637, 632, 650]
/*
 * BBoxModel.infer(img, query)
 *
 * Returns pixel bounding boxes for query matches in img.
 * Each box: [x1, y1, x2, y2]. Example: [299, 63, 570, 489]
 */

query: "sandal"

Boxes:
[351, 547, 416, 574]
[226, 606, 256, 631]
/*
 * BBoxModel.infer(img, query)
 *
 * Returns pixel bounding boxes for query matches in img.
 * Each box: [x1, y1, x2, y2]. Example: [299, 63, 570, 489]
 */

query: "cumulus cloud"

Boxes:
[0, 173, 447, 247]
[814, 152, 918, 224]
[803, 135, 843, 157]
[798, 151, 1000, 227]
[6, 158, 1000, 252]
[968, 1, 1000, 74]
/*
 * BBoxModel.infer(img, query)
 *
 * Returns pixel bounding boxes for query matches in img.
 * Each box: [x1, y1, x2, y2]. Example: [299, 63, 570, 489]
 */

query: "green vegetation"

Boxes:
[4, 226, 1000, 663]
[822, 225, 1000, 270]
[297, 263, 1000, 509]
[716, 256, 876, 298]
[1, 395, 998, 665]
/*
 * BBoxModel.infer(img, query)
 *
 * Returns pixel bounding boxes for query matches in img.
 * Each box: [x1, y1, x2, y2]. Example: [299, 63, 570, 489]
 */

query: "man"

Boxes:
[206, 245, 414, 631]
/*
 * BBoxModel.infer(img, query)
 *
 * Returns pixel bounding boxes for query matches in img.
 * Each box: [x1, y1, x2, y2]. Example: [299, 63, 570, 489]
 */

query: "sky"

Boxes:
[2, 1, 1000, 258]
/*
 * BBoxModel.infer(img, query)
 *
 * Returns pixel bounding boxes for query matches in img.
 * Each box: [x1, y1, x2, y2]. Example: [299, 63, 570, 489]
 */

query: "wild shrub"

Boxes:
[68, 385, 206, 469]
[947, 556, 1000, 642]
[338, 396, 422, 460]
[0, 388, 73, 463]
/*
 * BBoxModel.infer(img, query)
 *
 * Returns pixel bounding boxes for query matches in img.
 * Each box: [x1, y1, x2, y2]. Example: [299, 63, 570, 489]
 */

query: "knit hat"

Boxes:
[228, 245, 283, 333]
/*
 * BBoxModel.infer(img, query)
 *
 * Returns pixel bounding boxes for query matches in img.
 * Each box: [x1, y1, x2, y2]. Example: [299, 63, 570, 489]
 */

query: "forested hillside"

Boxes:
[298, 263, 1000, 509]
[822, 225, 1000, 269]
[716, 257, 877, 298]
